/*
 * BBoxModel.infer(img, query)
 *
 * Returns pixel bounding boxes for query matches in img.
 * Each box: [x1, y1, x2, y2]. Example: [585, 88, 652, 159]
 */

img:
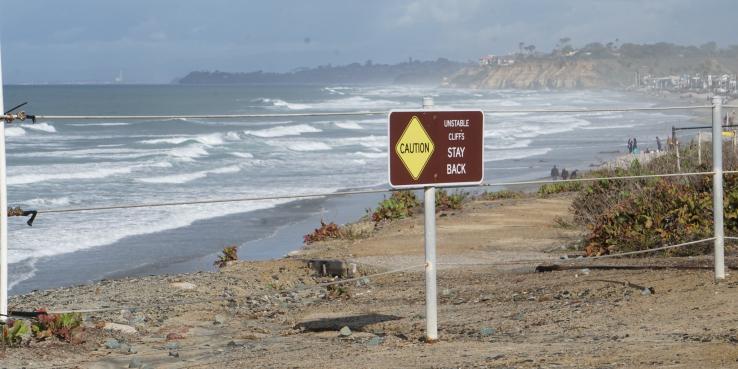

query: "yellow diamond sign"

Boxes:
[395, 116, 435, 180]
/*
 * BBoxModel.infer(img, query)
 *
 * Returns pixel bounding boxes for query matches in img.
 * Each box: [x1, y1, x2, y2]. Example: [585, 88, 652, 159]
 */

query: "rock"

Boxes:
[339, 326, 352, 337]
[69, 326, 86, 345]
[214, 314, 227, 325]
[169, 351, 180, 358]
[166, 332, 185, 341]
[441, 288, 452, 297]
[579, 268, 591, 275]
[487, 354, 505, 360]
[641, 287, 654, 296]
[120, 343, 131, 353]
[104, 338, 121, 350]
[128, 357, 142, 368]
[480, 327, 496, 337]
[367, 336, 384, 346]
[103, 322, 137, 335]
[165, 342, 180, 350]
[170, 281, 197, 290]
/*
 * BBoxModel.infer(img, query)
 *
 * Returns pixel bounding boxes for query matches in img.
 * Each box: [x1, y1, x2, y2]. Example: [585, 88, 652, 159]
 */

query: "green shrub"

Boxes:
[584, 179, 713, 256]
[435, 189, 468, 212]
[214, 246, 238, 268]
[478, 190, 524, 200]
[537, 181, 583, 196]
[569, 142, 738, 257]
[371, 191, 419, 224]
[304, 221, 342, 244]
[32, 310, 84, 343]
[2, 319, 30, 346]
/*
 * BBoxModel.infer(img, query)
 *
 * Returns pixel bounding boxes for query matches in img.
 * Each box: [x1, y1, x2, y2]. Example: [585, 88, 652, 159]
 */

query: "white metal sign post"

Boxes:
[388, 97, 484, 342]
[422, 97, 438, 342]
[0, 43, 8, 321]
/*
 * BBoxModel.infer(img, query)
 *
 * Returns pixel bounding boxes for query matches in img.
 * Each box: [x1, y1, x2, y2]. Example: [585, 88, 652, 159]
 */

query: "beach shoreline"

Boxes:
[7, 87, 706, 295]
[5, 189, 738, 368]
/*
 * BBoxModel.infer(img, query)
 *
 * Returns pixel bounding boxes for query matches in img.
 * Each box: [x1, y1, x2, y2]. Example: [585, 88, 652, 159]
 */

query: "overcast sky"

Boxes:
[1, 0, 736, 84]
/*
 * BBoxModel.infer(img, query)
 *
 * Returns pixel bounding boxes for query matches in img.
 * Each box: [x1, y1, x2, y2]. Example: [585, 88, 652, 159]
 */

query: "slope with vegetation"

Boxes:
[448, 41, 738, 89]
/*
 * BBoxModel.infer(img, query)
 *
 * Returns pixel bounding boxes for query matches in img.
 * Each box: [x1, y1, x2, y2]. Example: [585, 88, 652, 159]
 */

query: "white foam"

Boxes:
[22, 123, 57, 133]
[137, 165, 241, 184]
[8, 165, 133, 186]
[490, 139, 533, 149]
[231, 152, 254, 158]
[355, 152, 387, 158]
[486, 148, 552, 162]
[141, 133, 225, 146]
[244, 124, 321, 138]
[166, 144, 209, 161]
[285, 141, 332, 151]
[67, 122, 131, 127]
[5, 127, 26, 137]
[335, 122, 364, 130]
[260, 96, 400, 111]
[24, 196, 72, 207]
[255, 98, 311, 110]
[12, 147, 157, 160]
[582, 124, 636, 130]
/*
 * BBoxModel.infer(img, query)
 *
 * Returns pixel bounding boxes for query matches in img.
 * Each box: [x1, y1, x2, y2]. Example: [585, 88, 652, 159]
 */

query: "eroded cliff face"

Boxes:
[447, 59, 619, 89]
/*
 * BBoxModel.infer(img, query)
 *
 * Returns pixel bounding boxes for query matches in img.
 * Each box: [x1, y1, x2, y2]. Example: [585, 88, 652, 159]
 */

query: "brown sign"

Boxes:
[388, 110, 484, 188]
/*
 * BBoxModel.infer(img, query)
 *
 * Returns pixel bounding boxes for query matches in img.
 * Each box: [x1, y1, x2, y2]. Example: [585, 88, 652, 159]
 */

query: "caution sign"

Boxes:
[388, 110, 484, 188]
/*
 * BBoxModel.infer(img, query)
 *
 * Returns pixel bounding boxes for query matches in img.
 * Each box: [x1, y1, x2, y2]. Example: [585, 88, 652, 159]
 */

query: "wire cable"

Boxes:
[33, 171, 715, 215]
[34, 111, 387, 120]
[26, 104, 713, 121]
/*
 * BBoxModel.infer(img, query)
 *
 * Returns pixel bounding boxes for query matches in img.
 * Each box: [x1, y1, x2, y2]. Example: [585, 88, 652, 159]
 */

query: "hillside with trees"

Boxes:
[177, 58, 469, 85]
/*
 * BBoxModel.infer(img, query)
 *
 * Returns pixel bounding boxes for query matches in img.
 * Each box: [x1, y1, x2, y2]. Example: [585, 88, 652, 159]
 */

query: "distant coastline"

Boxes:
[176, 58, 469, 85]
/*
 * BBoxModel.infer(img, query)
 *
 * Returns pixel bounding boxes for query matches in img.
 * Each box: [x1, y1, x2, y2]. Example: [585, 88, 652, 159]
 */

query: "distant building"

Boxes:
[478, 55, 515, 67]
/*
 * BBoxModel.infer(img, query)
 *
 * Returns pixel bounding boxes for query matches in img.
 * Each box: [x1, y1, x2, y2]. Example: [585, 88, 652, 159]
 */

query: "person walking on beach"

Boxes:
[627, 138, 633, 154]
[551, 165, 559, 181]
[632, 137, 638, 154]
[561, 168, 569, 180]
[570, 170, 578, 179]
[656, 136, 662, 152]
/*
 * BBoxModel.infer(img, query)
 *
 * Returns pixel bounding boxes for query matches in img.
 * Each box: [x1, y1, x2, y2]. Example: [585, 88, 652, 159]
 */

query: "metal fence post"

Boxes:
[712, 96, 726, 280]
[698, 131, 702, 166]
[676, 133, 681, 172]
[0, 43, 8, 321]
[422, 96, 438, 342]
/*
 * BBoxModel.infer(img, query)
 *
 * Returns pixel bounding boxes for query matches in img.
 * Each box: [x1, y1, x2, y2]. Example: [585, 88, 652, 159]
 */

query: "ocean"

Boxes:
[2, 85, 699, 294]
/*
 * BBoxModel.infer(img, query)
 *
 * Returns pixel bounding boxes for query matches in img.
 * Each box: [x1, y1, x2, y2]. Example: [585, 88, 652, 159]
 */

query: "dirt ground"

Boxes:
[3, 194, 738, 369]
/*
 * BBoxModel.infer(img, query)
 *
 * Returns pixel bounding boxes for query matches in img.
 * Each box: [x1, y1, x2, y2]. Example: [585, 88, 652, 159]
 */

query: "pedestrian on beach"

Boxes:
[550, 165, 559, 181]
[656, 136, 662, 152]
[561, 168, 569, 180]
[632, 137, 638, 154]
[570, 170, 578, 179]
[627, 138, 633, 154]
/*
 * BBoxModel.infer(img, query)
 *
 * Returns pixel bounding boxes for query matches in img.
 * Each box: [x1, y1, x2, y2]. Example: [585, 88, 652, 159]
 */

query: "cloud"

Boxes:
[394, 0, 483, 27]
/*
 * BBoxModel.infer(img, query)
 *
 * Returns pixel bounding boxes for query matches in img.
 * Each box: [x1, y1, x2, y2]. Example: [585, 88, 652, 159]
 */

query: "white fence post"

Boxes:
[0, 42, 8, 321]
[712, 96, 726, 280]
[698, 131, 702, 165]
[422, 96, 438, 342]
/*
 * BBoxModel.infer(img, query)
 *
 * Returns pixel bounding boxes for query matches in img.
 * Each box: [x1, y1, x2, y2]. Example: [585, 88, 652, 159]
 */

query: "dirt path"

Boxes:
[4, 194, 738, 368]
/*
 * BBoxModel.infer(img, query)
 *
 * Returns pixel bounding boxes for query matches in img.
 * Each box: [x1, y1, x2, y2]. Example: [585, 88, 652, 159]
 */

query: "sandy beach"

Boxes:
[3, 191, 738, 369]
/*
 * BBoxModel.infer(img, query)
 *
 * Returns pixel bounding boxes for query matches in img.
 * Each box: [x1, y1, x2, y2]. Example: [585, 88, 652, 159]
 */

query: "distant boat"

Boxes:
[114, 70, 123, 84]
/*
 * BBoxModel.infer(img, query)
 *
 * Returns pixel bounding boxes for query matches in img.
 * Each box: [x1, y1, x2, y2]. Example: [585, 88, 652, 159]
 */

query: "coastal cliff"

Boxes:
[447, 59, 610, 89]
[447, 42, 738, 89]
